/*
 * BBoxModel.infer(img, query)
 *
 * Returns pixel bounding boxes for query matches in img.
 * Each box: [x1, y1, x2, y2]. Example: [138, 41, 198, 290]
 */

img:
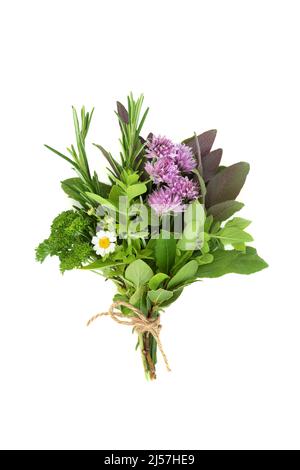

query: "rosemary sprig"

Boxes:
[116, 92, 149, 170]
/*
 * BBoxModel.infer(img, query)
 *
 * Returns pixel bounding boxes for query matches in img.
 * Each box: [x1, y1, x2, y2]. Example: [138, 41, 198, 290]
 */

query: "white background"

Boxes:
[0, 0, 299, 450]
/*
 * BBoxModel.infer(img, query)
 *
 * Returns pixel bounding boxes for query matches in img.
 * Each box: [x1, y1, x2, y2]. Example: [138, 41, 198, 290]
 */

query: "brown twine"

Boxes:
[86, 300, 171, 371]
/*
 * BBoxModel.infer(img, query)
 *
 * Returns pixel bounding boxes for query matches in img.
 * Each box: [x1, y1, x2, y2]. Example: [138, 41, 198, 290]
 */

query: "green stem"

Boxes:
[142, 332, 157, 380]
[138, 334, 150, 380]
[137, 308, 158, 380]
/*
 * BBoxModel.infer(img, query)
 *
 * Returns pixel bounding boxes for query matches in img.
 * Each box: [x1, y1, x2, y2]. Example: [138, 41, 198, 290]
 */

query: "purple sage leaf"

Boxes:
[202, 148, 223, 181]
[184, 129, 217, 158]
[207, 200, 244, 221]
[198, 130, 217, 156]
[116, 101, 129, 124]
[205, 162, 250, 208]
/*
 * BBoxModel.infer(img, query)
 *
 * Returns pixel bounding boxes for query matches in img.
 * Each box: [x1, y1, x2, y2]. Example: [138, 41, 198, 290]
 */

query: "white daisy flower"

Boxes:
[92, 230, 117, 257]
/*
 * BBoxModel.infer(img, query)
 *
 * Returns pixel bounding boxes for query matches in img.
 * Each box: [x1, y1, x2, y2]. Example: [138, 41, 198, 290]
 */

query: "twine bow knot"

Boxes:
[87, 300, 170, 371]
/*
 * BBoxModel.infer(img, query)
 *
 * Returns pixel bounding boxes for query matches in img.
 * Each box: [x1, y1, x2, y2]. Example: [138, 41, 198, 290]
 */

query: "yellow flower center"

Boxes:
[98, 236, 110, 249]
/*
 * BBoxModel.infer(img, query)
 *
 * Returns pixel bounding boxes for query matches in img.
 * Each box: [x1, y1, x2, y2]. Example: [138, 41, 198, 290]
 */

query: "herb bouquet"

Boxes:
[36, 94, 267, 380]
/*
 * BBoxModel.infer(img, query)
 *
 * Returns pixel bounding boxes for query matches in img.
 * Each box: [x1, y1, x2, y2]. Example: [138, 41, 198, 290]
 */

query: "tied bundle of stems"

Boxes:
[138, 310, 160, 381]
[36, 93, 268, 380]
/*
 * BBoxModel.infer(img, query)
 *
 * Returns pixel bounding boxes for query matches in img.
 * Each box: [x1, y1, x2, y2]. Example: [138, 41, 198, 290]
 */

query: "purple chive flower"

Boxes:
[170, 176, 199, 200]
[145, 135, 200, 213]
[148, 187, 184, 215]
[146, 135, 175, 159]
[174, 143, 197, 172]
[145, 156, 179, 184]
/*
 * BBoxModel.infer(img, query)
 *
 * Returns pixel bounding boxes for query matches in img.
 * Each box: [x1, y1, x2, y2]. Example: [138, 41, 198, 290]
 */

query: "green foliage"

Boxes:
[93, 93, 149, 180]
[37, 94, 269, 381]
[214, 226, 253, 245]
[116, 93, 149, 170]
[125, 259, 153, 287]
[45, 107, 112, 208]
[59, 242, 94, 272]
[148, 289, 173, 305]
[196, 247, 268, 278]
[85, 192, 118, 211]
[204, 214, 214, 232]
[225, 217, 251, 229]
[86, 171, 147, 217]
[35, 210, 95, 272]
[38, 95, 268, 326]
[82, 245, 153, 271]
[81, 259, 126, 270]
[154, 237, 176, 274]
[126, 183, 147, 201]
[61, 177, 86, 204]
[61, 177, 110, 208]
[35, 240, 51, 263]
[93, 143, 123, 179]
[196, 253, 214, 265]
[210, 217, 253, 251]
[177, 201, 204, 251]
[159, 287, 184, 307]
[129, 286, 146, 307]
[148, 273, 170, 290]
[168, 260, 199, 289]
